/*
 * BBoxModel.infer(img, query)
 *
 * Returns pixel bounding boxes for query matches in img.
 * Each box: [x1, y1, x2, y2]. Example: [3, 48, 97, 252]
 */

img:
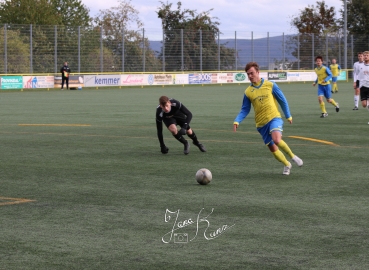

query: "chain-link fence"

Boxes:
[0, 23, 367, 75]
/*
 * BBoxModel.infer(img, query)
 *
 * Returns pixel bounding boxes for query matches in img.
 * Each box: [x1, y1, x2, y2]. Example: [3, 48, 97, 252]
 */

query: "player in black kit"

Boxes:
[156, 96, 206, 155]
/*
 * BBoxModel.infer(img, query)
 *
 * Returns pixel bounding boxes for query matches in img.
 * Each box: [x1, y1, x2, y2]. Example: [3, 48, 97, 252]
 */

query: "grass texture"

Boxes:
[1, 82, 369, 269]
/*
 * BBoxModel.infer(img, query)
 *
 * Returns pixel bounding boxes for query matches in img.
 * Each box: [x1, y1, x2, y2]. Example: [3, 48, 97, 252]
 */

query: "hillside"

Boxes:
[148, 34, 296, 69]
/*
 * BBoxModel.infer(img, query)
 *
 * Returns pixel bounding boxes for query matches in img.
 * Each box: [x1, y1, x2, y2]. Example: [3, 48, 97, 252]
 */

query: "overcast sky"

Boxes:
[82, 0, 342, 37]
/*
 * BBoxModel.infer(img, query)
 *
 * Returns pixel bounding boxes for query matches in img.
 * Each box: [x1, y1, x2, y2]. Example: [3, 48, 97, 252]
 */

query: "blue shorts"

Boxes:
[257, 118, 284, 146]
[331, 77, 338, 83]
[318, 84, 332, 99]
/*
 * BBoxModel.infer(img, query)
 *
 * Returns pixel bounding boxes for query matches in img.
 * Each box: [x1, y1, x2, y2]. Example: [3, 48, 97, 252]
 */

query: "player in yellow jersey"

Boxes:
[233, 62, 303, 175]
[313, 56, 340, 118]
[329, 58, 341, 93]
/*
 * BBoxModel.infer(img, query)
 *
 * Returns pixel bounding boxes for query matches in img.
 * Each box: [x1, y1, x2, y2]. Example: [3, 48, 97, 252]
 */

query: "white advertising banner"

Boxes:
[121, 74, 146, 86]
[233, 73, 249, 83]
[259, 72, 268, 80]
[211, 73, 234, 84]
[23, 76, 54, 89]
[147, 74, 173, 85]
[84, 75, 121, 87]
[188, 73, 212, 84]
[287, 72, 316, 82]
[173, 74, 189, 85]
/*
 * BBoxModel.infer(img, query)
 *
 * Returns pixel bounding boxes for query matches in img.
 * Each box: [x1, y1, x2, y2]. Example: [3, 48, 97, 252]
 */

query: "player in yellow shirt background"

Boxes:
[313, 56, 340, 118]
[233, 62, 303, 175]
[329, 58, 341, 93]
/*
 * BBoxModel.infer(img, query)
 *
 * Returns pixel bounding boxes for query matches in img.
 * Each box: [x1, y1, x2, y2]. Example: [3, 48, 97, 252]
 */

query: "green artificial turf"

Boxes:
[0, 82, 369, 269]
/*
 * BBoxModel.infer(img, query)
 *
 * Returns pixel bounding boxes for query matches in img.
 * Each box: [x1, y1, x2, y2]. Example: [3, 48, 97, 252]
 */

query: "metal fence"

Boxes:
[0, 24, 367, 75]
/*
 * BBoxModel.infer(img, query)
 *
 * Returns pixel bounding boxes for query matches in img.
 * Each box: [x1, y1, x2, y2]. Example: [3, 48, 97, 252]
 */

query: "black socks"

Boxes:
[174, 133, 187, 144]
[188, 132, 199, 145]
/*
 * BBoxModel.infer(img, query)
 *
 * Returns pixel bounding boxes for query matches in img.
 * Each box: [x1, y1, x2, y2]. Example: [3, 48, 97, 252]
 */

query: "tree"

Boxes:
[0, 27, 30, 73]
[0, 0, 91, 27]
[94, 0, 161, 72]
[291, 1, 338, 34]
[340, 0, 369, 54]
[288, 1, 339, 69]
[341, 0, 369, 35]
[157, 1, 235, 71]
[0, 0, 62, 25]
[93, 0, 142, 32]
[0, 0, 93, 73]
[51, 0, 91, 27]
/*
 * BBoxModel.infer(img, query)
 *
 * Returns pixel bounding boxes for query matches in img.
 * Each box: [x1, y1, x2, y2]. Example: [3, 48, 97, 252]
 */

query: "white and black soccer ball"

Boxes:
[195, 168, 212, 185]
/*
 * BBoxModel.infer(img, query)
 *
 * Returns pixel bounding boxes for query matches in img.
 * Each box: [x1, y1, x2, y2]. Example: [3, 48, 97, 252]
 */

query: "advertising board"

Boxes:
[23, 76, 54, 89]
[147, 74, 173, 85]
[173, 74, 189, 85]
[1, 76, 23, 89]
[121, 74, 146, 86]
[188, 73, 211, 84]
[84, 75, 121, 87]
[54, 76, 84, 89]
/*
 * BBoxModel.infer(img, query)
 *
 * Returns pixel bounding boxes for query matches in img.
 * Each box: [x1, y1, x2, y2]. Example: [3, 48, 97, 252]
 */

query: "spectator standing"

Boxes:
[60, 62, 71, 90]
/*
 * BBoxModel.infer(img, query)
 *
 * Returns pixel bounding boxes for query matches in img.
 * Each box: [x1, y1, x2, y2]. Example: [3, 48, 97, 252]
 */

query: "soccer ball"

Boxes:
[195, 168, 212, 185]
[78, 86, 82, 90]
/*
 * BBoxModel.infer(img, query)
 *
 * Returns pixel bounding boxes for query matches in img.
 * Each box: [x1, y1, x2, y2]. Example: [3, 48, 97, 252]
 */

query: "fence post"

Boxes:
[343, 0, 347, 69]
[4, 24, 7, 74]
[351, 34, 354, 68]
[267, 32, 270, 70]
[181, 29, 184, 71]
[54, 25, 57, 73]
[199, 29, 202, 72]
[338, 35, 341, 65]
[78, 26, 81, 73]
[297, 34, 300, 70]
[251, 31, 254, 62]
[326, 34, 328, 63]
[122, 28, 125, 72]
[312, 33, 315, 69]
[218, 31, 220, 71]
[235, 31, 237, 70]
[282, 32, 285, 70]
[162, 27, 165, 72]
[143, 28, 145, 72]
[30, 24, 33, 73]
[100, 26, 103, 72]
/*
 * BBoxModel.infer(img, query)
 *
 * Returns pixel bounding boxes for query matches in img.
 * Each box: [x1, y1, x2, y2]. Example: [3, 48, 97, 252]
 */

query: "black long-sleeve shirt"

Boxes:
[155, 98, 192, 146]
[60, 66, 71, 78]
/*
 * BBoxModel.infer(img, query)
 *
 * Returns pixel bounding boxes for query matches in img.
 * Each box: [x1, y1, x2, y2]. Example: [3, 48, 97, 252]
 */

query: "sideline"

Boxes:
[0, 196, 36, 207]
[18, 124, 91, 127]
[287, 135, 339, 146]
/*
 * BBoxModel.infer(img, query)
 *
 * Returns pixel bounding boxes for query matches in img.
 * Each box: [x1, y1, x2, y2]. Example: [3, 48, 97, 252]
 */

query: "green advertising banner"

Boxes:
[1, 76, 23, 89]
[337, 71, 347, 81]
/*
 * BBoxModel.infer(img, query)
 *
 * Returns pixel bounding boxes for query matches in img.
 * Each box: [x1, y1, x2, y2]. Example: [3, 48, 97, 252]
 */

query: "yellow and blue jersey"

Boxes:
[314, 65, 332, 85]
[234, 79, 291, 128]
[329, 64, 341, 77]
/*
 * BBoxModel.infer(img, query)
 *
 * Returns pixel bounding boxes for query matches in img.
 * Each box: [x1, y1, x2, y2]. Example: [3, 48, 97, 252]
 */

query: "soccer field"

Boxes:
[1, 82, 369, 269]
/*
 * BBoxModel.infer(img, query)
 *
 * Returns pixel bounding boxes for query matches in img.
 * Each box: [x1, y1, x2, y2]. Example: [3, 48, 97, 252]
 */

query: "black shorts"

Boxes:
[360, 86, 369, 101]
[356, 80, 360, 88]
[163, 116, 190, 130]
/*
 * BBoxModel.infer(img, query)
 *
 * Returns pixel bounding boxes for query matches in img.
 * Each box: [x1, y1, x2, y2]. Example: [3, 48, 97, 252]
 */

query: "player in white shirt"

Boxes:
[358, 51, 369, 123]
[353, 52, 364, 110]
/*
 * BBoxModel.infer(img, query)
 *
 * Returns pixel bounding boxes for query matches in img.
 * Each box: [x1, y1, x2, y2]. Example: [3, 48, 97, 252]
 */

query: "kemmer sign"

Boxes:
[1, 76, 23, 89]
[268, 72, 287, 80]
[84, 75, 121, 87]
